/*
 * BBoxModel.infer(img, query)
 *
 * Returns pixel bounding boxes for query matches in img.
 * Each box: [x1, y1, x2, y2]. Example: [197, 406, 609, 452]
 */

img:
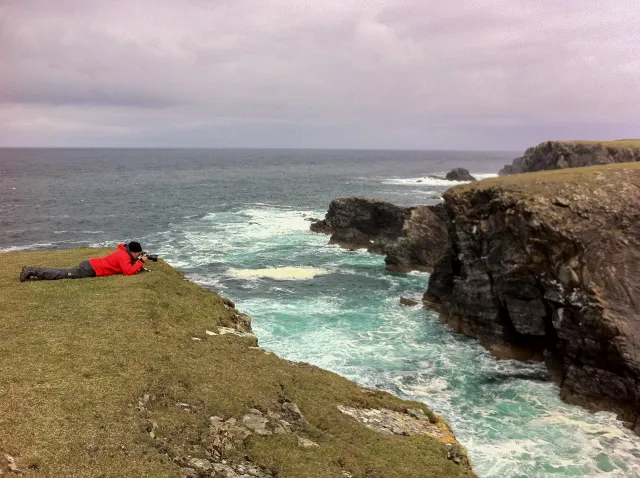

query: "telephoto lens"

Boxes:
[141, 251, 159, 262]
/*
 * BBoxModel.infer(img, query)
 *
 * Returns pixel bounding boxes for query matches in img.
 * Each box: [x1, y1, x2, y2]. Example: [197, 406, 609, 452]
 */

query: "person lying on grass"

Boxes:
[20, 242, 149, 281]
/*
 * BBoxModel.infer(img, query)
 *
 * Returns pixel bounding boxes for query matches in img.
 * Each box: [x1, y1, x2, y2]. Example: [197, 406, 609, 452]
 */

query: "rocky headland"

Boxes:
[0, 248, 474, 477]
[499, 140, 640, 175]
[310, 197, 448, 272]
[426, 163, 640, 431]
[313, 162, 640, 433]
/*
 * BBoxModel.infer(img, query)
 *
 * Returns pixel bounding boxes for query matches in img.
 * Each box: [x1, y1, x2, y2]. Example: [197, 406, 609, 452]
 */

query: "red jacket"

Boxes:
[89, 243, 145, 277]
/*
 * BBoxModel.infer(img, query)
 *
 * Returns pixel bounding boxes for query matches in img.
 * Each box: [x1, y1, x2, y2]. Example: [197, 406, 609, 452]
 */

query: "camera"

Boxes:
[141, 251, 159, 262]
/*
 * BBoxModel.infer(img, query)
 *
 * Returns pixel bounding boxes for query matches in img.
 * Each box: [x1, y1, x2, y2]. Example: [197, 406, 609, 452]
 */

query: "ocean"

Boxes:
[1, 148, 639, 477]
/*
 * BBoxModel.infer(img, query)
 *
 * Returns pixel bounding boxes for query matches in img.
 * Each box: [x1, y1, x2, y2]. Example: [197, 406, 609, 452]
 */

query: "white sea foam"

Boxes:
[382, 172, 499, 187]
[474, 173, 499, 180]
[0, 242, 54, 253]
[400, 377, 450, 395]
[227, 266, 329, 281]
[383, 176, 465, 186]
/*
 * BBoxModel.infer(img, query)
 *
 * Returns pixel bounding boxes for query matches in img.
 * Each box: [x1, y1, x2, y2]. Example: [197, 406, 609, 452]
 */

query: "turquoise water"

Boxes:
[155, 204, 640, 478]
[2, 148, 639, 477]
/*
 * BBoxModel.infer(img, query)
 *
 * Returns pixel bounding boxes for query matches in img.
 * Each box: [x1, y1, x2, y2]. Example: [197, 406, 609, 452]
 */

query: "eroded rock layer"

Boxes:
[425, 164, 640, 431]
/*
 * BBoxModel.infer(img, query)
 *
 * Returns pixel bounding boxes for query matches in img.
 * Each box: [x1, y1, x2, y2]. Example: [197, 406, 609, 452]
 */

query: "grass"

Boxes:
[445, 162, 640, 240]
[0, 248, 473, 477]
[558, 139, 640, 148]
[458, 161, 640, 193]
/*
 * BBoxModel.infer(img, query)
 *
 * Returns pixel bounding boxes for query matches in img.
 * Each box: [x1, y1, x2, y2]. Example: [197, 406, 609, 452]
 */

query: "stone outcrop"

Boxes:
[445, 168, 476, 182]
[311, 198, 448, 272]
[384, 204, 449, 272]
[336, 406, 472, 470]
[310, 197, 410, 248]
[425, 163, 640, 431]
[499, 141, 640, 175]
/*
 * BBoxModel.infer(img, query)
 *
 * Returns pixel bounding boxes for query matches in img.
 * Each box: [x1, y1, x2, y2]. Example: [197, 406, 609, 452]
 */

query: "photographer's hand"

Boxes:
[140, 254, 149, 263]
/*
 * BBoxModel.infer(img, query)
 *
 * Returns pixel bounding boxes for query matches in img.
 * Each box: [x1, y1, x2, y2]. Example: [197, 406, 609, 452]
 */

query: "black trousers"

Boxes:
[31, 260, 96, 280]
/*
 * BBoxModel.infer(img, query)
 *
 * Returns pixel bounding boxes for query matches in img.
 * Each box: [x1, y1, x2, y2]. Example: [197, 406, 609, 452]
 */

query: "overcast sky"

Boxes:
[1, 0, 639, 150]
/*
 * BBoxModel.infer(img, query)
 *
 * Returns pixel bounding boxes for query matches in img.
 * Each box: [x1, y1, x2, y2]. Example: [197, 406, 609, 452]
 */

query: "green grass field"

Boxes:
[0, 248, 473, 477]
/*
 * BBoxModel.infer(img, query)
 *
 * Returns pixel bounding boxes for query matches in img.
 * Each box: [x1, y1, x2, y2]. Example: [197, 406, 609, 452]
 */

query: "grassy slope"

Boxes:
[463, 161, 640, 194]
[560, 139, 640, 148]
[0, 248, 473, 478]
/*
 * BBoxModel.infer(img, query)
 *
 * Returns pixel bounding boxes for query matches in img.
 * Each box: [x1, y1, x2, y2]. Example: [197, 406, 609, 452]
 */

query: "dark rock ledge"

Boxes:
[310, 197, 449, 272]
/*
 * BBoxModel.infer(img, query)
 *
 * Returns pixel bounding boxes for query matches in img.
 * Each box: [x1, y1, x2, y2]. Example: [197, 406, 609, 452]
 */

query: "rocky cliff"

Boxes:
[499, 141, 640, 175]
[310, 197, 411, 248]
[425, 163, 640, 431]
[311, 197, 448, 272]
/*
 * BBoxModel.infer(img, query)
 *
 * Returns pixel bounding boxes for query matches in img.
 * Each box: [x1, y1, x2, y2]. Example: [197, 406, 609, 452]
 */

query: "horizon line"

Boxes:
[0, 145, 520, 153]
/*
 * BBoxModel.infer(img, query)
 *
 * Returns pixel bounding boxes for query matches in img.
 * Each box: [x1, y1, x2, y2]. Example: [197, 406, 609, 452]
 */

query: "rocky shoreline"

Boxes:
[313, 162, 640, 435]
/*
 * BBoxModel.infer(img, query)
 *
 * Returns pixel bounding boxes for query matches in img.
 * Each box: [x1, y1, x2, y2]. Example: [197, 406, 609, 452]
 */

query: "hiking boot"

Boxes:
[20, 266, 33, 282]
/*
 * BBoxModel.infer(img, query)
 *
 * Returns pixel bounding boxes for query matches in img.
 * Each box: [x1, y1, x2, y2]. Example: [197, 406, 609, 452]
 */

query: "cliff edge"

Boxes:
[426, 163, 640, 431]
[1, 248, 473, 477]
[499, 140, 640, 175]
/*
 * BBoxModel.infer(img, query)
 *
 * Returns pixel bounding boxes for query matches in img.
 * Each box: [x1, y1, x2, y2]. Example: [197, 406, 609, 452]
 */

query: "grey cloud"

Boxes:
[0, 0, 639, 149]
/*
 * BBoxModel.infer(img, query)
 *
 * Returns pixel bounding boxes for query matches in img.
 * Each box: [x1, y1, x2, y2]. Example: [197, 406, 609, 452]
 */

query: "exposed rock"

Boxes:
[384, 205, 449, 272]
[311, 198, 448, 272]
[445, 168, 476, 182]
[188, 457, 213, 471]
[499, 141, 640, 175]
[280, 401, 308, 427]
[297, 437, 319, 448]
[400, 297, 419, 306]
[217, 326, 257, 345]
[242, 410, 272, 436]
[336, 405, 472, 470]
[425, 164, 640, 430]
[446, 444, 472, 469]
[310, 197, 410, 248]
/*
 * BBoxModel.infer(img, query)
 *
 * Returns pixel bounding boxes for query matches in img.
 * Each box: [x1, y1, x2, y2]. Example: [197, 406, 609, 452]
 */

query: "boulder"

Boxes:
[445, 168, 476, 182]
[425, 163, 640, 431]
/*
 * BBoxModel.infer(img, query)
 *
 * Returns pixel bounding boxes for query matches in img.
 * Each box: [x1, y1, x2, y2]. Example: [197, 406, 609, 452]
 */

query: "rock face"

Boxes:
[311, 198, 448, 271]
[445, 168, 476, 182]
[425, 164, 640, 431]
[310, 197, 410, 248]
[499, 141, 640, 175]
[384, 205, 449, 272]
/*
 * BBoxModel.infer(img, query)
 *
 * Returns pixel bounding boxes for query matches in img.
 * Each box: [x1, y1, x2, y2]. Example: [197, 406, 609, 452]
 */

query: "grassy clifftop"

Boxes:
[458, 161, 640, 196]
[561, 139, 640, 148]
[0, 248, 473, 477]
